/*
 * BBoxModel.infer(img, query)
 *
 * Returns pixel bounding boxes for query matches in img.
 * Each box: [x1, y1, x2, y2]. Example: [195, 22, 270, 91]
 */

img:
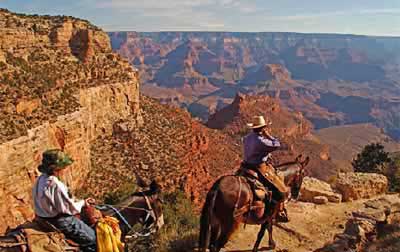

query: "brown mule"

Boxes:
[0, 180, 164, 252]
[199, 155, 310, 252]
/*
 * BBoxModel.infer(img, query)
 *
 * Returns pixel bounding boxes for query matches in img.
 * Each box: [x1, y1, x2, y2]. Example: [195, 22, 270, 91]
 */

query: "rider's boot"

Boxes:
[276, 201, 289, 223]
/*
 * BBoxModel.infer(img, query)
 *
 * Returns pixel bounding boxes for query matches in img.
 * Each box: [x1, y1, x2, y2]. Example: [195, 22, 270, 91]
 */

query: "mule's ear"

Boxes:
[136, 174, 149, 188]
[296, 154, 303, 162]
[302, 156, 310, 167]
[150, 180, 161, 194]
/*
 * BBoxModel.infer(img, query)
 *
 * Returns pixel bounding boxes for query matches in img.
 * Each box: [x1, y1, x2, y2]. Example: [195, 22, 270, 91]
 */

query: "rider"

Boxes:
[242, 116, 289, 222]
[32, 149, 96, 252]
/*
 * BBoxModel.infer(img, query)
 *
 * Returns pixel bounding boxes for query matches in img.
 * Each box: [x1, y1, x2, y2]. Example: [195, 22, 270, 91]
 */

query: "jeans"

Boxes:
[48, 215, 96, 252]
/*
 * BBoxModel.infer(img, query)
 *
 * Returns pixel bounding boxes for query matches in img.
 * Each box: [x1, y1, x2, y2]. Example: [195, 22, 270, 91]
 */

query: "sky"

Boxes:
[1, 0, 400, 36]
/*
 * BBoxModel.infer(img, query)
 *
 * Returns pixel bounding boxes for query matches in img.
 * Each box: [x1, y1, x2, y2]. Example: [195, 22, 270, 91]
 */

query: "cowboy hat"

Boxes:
[246, 115, 272, 129]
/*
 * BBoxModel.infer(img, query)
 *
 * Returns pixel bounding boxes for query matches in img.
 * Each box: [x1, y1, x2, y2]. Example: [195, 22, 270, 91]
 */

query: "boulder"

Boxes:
[334, 173, 388, 202]
[299, 176, 342, 203]
[314, 196, 329, 204]
[316, 195, 400, 252]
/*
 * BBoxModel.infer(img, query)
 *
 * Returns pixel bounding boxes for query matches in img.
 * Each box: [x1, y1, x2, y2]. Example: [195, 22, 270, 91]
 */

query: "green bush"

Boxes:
[352, 143, 391, 173]
[128, 190, 199, 252]
[157, 191, 198, 251]
[352, 144, 400, 193]
[387, 154, 400, 192]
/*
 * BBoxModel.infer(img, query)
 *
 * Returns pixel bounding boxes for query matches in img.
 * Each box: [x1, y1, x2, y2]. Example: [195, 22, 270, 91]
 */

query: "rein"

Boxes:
[96, 204, 133, 230]
[275, 161, 299, 169]
[96, 193, 158, 239]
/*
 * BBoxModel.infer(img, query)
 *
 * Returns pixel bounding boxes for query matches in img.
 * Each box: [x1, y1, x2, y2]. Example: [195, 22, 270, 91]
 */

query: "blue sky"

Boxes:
[1, 0, 400, 36]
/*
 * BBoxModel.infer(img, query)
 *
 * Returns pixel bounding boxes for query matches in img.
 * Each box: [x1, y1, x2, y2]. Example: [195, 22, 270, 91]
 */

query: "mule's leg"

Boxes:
[209, 223, 221, 252]
[252, 222, 268, 252]
[215, 220, 240, 252]
[267, 220, 276, 249]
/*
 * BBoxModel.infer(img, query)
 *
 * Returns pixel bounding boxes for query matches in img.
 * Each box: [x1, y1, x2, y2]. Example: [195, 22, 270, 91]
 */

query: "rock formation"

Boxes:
[81, 96, 241, 208]
[206, 93, 339, 180]
[110, 31, 400, 140]
[0, 9, 141, 233]
[316, 194, 400, 252]
[334, 173, 388, 202]
[299, 176, 342, 203]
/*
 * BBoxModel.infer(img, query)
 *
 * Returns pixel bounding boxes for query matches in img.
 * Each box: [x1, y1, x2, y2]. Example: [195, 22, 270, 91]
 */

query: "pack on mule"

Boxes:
[199, 154, 310, 252]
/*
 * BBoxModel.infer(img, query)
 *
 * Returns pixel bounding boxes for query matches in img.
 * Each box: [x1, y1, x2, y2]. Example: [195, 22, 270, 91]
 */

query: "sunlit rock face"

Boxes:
[0, 9, 141, 233]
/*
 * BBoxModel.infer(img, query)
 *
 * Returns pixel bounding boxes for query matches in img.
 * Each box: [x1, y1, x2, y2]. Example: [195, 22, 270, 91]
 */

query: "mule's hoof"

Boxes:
[276, 213, 289, 223]
[269, 241, 276, 250]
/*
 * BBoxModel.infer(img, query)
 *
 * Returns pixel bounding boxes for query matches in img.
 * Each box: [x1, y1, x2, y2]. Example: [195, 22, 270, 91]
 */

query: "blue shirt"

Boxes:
[243, 132, 281, 165]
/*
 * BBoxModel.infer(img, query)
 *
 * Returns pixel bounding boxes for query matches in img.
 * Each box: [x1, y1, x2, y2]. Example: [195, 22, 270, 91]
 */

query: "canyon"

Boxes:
[0, 9, 399, 252]
[109, 32, 400, 140]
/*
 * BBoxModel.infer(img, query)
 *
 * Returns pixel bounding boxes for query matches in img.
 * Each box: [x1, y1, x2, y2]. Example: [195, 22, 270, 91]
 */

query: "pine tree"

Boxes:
[352, 143, 391, 173]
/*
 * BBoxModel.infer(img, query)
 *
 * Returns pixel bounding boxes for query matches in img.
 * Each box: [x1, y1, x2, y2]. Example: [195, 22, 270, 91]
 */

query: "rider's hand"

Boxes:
[85, 198, 96, 206]
[262, 128, 274, 139]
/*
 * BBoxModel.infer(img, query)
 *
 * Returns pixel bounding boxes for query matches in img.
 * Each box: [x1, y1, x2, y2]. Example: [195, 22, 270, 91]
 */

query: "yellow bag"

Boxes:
[96, 216, 125, 252]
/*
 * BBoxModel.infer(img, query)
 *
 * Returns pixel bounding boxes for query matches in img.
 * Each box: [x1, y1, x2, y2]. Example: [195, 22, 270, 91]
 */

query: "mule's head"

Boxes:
[289, 155, 310, 199]
[145, 180, 164, 230]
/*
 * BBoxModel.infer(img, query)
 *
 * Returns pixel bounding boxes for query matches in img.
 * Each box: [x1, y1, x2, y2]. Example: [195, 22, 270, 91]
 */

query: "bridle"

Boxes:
[277, 156, 309, 202]
[96, 192, 161, 239]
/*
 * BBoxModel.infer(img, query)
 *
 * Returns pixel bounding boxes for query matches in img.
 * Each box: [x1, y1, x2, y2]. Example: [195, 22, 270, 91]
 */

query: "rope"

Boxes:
[141, 193, 156, 227]
[96, 204, 132, 230]
[96, 203, 158, 239]
[234, 176, 242, 210]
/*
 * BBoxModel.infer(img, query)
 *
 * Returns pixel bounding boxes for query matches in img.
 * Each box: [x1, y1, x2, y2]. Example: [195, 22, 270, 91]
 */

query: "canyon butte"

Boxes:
[109, 32, 400, 140]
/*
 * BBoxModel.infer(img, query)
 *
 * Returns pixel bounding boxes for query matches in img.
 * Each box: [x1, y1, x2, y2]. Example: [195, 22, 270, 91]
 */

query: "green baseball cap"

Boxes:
[42, 149, 74, 170]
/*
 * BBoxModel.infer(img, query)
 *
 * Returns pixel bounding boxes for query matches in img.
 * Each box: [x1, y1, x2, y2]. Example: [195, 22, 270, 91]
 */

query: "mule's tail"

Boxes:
[199, 180, 220, 252]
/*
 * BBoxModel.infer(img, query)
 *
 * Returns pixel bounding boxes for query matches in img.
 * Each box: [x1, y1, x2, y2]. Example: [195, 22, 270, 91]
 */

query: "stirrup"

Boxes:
[276, 209, 289, 223]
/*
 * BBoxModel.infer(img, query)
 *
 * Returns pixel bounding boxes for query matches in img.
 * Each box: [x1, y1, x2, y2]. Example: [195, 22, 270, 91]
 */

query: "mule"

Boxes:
[199, 155, 310, 252]
[0, 180, 164, 252]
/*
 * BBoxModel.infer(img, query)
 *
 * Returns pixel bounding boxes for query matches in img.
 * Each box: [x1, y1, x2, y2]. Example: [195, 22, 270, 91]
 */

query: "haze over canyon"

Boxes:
[109, 32, 400, 139]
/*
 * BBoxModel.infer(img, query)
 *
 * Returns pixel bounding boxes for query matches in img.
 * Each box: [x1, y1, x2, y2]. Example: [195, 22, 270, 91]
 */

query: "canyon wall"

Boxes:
[0, 9, 141, 233]
[109, 31, 400, 139]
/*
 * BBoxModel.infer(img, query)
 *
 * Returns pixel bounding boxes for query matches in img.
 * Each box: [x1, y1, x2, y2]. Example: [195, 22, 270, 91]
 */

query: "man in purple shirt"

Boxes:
[243, 116, 289, 222]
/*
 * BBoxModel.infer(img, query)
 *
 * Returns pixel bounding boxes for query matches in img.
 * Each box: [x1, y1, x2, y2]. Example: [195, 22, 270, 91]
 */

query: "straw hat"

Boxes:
[246, 115, 271, 129]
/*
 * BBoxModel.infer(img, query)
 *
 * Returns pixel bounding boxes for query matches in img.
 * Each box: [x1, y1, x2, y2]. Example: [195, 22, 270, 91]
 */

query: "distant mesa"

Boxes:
[109, 31, 400, 139]
[241, 64, 292, 86]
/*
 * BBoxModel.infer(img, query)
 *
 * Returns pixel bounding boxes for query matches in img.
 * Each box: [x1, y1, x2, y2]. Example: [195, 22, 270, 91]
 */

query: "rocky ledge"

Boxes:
[316, 194, 400, 252]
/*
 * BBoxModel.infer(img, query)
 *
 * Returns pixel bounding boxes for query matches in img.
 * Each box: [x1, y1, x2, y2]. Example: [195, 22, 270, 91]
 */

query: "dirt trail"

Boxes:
[224, 199, 370, 252]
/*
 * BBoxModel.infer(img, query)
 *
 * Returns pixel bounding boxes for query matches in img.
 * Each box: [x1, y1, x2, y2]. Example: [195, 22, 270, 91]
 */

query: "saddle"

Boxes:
[5, 219, 79, 252]
[236, 167, 270, 201]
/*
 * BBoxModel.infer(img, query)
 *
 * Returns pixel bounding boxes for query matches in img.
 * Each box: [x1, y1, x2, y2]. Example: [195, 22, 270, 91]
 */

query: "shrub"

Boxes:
[352, 144, 400, 193]
[387, 154, 400, 192]
[128, 190, 199, 252]
[352, 143, 391, 173]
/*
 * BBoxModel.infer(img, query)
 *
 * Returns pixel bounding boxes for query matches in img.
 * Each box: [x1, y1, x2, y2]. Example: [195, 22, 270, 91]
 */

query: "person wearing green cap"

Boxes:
[32, 149, 96, 252]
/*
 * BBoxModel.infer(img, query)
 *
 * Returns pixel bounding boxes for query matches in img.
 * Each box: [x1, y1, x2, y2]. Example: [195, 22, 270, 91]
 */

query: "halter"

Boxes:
[96, 193, 159, 239]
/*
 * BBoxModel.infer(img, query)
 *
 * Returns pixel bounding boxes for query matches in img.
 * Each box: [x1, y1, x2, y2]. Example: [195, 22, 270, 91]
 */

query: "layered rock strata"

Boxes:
[0, 9, 141, 233]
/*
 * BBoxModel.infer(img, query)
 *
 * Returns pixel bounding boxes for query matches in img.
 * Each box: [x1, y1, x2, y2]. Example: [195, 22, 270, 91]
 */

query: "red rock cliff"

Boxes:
[0, 9, 141, 233]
